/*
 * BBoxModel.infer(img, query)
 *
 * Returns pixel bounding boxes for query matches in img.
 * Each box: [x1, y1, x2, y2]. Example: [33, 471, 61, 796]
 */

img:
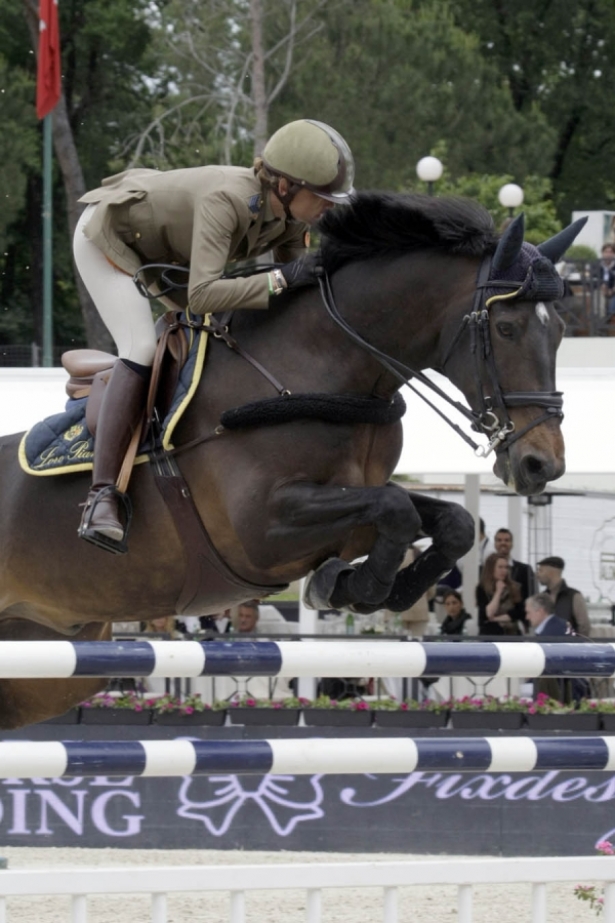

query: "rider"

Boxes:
[73, 119, 355, 553]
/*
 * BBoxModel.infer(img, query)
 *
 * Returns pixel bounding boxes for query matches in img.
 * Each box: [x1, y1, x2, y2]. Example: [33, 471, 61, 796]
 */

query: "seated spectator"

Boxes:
[234, 601, 260, 634]
[141, 616, 181, 638]
[476, 553, 525, 636]
[525, 592, 590, 703]
[440, 590, 472, 636]
[199, 609, 232, 634]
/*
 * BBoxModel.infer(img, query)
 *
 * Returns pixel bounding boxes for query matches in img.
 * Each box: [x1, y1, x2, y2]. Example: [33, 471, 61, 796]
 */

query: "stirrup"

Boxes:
[78, 486, 133, 555]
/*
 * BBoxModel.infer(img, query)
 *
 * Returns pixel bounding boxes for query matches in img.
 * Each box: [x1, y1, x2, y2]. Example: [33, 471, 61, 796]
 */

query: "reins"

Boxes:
[316, 256, 563, 458]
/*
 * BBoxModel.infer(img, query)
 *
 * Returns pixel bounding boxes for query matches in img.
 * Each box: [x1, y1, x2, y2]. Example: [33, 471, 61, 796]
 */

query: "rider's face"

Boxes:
[289, 188, 335, 225]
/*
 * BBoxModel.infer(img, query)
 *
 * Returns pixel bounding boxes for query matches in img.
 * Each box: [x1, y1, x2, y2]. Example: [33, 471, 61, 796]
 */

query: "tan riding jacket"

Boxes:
[79, 165, 308, 314]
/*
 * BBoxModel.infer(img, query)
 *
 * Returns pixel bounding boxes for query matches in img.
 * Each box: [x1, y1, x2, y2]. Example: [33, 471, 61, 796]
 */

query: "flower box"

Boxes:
[80, 707, 152, 725]
[450, 711, 525, 730]
[374, 710, 448, 729]
[601, 714, 615, 731]
[526, 713, 601, 731]
[154, 709, 227, 726]
[229, 707, 300, 726]
[303, 708, 373, 727]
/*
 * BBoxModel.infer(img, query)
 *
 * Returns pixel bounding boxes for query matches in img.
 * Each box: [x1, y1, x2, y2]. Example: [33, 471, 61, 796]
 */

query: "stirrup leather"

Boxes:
[78, 485, 133, 555]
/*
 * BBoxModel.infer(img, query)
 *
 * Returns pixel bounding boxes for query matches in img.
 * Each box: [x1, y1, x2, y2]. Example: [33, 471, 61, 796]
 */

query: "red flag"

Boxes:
[36, 0, 61, 119]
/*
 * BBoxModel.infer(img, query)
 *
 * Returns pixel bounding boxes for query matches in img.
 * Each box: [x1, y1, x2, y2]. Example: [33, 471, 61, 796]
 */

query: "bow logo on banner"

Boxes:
[177, 774, 325, 837]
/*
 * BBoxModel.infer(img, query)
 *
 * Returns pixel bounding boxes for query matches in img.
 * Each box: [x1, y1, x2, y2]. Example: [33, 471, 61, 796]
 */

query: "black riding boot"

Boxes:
[78, 359, 149, 553]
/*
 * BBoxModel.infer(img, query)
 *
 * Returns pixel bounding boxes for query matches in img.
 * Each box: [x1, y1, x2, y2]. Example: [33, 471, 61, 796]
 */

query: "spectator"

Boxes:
[440, 590, 472, 636]
[219, 600, 294, 701]
[525, 592, 590, 703]
[234, 601, 260, 634]
[597, 243, 615, 317]
[494, 528, 536, 610]
[476, 553, 525, 636]
[141, 616, 181, 637]
[536, 556, 591, 637]
[199, 609, 232, 634]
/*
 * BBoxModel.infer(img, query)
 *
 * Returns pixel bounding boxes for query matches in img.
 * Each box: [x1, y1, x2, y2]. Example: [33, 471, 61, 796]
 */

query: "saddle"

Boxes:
[62, 311, 190, 442]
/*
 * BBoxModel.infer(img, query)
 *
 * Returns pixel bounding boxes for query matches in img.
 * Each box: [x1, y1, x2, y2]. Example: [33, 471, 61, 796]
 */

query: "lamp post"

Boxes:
[498, 183, 524, 218]
[416, 156, 443, 196]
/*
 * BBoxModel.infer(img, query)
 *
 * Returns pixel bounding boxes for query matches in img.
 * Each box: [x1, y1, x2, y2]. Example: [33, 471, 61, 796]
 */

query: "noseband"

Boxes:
[316, 254, 563, 458]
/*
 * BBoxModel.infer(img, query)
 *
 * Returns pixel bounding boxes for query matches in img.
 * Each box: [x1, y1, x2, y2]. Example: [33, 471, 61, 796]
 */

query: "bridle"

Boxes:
[316, 254, 564, 459]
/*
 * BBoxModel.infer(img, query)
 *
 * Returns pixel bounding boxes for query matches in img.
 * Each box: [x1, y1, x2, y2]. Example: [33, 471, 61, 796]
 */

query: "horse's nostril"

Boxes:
[524, 455, 545, 475]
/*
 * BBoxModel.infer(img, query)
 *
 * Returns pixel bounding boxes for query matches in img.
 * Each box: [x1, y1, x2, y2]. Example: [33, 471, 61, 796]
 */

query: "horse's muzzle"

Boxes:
[494, 448, 565, 496]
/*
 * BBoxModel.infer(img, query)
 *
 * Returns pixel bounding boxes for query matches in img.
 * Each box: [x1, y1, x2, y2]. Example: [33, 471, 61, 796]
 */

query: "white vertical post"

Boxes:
[507, 494, 523, 560]
[151, 892, 167, 923]
[306, 888, 322, 923]
[298, 577, 318, 700]
[383, 886, 398, 923]
[603, 881, 615, 923]
[462, 474, 481, 625]
[531, 882, 547, 923]
[71, 894, 87, 923]
[457, 884, 473, 923]
[230, 890, 245, 923]
[0, 897, 6, 923]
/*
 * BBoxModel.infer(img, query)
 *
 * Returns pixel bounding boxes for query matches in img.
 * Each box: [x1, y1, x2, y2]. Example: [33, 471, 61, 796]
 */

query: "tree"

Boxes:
[127, 0, 332, 168]
[448, 0, 615, 219]
[273, 0, 555, 191]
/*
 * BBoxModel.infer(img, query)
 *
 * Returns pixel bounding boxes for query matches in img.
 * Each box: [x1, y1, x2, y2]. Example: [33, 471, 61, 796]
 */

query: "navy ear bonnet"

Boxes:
[485, 242, 565, 305]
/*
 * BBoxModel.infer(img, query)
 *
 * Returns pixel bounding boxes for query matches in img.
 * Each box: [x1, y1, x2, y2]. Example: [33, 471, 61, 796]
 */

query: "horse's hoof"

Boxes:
[303, 558, 354, 609]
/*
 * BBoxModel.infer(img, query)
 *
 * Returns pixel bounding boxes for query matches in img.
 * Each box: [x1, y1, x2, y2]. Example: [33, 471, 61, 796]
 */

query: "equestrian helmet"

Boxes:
[262, 119, 355, 202]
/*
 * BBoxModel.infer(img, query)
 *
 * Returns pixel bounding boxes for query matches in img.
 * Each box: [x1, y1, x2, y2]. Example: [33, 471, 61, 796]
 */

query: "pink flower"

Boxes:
[597, 840, 615, 855]
[400, 702, 408, 711]
[355, 701, 369, 710]
[245, 698, 257, 708]
[184, 706, 194, 715]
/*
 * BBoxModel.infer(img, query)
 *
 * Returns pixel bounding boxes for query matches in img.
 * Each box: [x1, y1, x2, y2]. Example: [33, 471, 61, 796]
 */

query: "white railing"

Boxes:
[0, 856, 613, 923]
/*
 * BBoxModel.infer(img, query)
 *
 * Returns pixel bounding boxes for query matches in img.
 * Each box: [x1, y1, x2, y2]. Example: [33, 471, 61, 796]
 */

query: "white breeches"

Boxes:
[73, 205, 157, 366]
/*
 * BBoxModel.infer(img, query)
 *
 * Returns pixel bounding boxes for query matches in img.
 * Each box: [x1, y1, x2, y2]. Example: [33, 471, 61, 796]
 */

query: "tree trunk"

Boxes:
[250, 0, 268, 156]
[22, 0, 114, 353]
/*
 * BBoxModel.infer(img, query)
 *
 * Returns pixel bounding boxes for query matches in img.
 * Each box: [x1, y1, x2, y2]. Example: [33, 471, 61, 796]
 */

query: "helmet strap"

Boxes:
[273, 180, 302, 220]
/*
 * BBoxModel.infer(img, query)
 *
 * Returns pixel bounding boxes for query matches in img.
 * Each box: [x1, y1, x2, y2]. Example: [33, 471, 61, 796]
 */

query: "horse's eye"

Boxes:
[496, 322, 514, 338]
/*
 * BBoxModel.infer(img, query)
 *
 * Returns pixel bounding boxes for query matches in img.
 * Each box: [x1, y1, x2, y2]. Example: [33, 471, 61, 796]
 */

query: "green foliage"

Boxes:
[564, 244, 598, 261]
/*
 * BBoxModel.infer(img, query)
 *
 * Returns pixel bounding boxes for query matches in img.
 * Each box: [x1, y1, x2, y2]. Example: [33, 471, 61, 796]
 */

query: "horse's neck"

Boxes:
[332, 256, 467, 380]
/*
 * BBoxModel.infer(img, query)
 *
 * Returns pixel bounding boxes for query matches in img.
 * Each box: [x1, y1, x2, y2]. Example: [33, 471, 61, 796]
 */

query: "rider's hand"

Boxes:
[279, 255, 319, 290]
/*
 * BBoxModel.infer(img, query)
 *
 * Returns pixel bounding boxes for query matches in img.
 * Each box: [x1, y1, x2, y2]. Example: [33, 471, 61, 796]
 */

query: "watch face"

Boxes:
[303, 230, 311, 248]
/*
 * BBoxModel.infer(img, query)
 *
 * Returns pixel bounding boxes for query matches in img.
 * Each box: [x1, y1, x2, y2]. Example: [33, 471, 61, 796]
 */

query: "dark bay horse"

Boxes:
[0, 193, 583, 726]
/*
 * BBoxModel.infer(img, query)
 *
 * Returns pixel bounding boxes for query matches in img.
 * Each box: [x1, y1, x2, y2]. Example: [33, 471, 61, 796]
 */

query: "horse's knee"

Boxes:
[378, 485, 421, 542]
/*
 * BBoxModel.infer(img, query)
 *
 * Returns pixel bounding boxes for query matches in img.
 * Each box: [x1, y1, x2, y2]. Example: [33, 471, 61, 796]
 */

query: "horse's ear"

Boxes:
[537, 216, 588, 264]
[491, 213, 525, 273]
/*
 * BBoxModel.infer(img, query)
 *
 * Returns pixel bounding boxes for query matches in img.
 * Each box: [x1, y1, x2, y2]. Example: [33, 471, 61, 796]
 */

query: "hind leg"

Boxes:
[0, 619, 110, 729]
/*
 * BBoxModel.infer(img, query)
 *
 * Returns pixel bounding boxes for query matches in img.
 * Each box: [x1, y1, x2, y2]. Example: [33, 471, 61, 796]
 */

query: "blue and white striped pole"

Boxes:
[0, 640, 613, 678]
[0, 737, 614, 777]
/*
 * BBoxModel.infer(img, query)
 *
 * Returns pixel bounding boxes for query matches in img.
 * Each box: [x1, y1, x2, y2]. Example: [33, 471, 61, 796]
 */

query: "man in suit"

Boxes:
[525, 592, 589, 703]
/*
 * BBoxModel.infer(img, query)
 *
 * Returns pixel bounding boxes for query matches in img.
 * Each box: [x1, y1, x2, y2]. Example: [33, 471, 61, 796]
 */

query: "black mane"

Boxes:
[318, 191, 498, 273]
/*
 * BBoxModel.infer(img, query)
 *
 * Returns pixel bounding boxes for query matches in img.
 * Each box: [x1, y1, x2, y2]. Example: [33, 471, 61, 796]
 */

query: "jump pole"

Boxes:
[0, 640, 612, 678]
[1, 737, 615, 777]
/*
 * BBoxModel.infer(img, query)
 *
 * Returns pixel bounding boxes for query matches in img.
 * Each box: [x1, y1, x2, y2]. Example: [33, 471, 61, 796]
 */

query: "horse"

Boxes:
[0, 193, 583, 727]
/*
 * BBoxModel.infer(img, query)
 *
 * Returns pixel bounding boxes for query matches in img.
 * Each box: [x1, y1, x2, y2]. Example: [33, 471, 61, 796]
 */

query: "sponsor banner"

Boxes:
[0, 724, 612, 854]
